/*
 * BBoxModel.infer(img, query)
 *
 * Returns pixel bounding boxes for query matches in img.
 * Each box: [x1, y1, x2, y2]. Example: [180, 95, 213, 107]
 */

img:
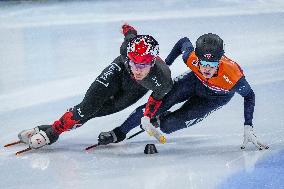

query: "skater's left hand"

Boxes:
[241, 125, 269, 150]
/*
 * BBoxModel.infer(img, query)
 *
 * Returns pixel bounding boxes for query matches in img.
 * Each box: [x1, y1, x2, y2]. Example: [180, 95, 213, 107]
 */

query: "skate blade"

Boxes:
[4, 140, 23, 147]
[85, 143, 99, 151]
[15, 147, 32, 155]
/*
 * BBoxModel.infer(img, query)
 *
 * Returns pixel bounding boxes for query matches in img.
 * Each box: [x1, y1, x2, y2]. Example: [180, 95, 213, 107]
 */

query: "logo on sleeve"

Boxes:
[152, 76, 162, 87]
[96, 63, 121, 87]
[77, 108, 84, 117]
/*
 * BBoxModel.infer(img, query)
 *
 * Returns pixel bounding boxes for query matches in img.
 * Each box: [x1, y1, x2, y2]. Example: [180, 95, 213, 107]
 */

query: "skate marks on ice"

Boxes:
[119, 131, 282, 172]
[0, 132, 282, 189]
[218, 149, 284, 189]
[1, 131, 278, 159]
[225, 129, 284, 169]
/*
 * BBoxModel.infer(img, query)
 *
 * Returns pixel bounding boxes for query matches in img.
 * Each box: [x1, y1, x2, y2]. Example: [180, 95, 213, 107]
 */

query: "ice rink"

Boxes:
[1, 0, 284, 188]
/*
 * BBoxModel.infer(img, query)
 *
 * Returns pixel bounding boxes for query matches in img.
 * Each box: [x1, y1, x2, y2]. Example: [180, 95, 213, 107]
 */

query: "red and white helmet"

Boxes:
[127, 35, 159, 64]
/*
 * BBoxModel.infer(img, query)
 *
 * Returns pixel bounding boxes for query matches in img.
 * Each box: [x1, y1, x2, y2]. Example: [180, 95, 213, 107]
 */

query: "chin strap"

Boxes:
[144, 96, 162, 118]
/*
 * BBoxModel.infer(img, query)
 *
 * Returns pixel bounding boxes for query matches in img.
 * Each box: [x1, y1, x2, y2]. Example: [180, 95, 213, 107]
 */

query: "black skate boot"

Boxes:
[98, 127, 126, 145]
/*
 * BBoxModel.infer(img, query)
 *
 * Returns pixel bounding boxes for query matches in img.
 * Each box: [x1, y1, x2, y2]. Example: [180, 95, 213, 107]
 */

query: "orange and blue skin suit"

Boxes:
[117, 37, 255, 135]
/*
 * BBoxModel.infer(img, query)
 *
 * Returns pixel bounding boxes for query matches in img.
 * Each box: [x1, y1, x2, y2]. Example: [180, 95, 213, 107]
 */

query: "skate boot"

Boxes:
[28, 125, 59, 149]
[29, 130, 50, 149]
[18, 127, 40, 144]
[18, 125, 59, 149]
[98, 127, 126, 145]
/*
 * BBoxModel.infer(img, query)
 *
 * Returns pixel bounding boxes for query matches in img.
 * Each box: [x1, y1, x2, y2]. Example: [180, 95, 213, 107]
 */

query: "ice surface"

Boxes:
[0, 0, 284, 189]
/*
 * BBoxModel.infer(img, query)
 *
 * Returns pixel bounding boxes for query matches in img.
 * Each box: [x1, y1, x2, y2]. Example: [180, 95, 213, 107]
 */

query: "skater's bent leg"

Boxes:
[118, 104, 146, 134]
[113, 71, 199, 135]
[160, 96, 231, 134]
[154, 71, 197, 116]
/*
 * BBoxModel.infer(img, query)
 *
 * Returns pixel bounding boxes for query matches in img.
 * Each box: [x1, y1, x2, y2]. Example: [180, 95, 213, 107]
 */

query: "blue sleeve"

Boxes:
[234, 76, 255, 126]
[165, 37, 194, 66]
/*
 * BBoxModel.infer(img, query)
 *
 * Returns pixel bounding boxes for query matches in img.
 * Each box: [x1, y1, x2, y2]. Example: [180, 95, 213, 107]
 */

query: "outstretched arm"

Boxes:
[234, 76, 255, 126]
[120, 24, 138, 60]
[165, 37, 194, 66]
[234, 76, 268, 150]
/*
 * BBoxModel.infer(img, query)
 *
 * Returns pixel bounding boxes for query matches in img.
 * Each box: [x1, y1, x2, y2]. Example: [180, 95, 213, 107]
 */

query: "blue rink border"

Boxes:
[218, 150, 284, 189]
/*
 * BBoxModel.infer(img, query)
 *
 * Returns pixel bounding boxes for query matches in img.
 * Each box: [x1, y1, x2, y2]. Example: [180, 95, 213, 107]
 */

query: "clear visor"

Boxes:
[199, 60, 219, 68]
[129, 60, 154, 69]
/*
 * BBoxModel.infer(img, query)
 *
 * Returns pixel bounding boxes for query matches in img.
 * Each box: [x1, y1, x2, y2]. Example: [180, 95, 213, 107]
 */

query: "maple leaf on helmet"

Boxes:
[127, 35, 159, 64]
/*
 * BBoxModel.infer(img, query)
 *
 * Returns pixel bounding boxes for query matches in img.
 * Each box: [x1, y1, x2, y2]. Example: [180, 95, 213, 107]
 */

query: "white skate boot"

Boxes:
[29, 131, 50, 149]
[18, 127, 40, 144]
